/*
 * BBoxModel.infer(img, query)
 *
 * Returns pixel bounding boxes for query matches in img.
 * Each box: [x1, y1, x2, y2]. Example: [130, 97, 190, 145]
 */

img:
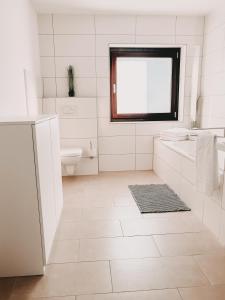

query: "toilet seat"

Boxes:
[61, 147, 83, 157]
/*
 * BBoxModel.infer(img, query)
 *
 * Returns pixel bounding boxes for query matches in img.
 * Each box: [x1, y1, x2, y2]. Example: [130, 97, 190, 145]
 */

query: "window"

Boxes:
[110, 47, 181, 122]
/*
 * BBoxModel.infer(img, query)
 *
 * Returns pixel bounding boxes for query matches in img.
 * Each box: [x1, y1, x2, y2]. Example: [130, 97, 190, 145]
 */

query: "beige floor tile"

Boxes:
[110, 256, 209, 292]
[79, 236, 160, 261]
[82, 206, 141, 220]
[142, 211, 193, 219]
[195, 254, 225, 284]
[48, 240, 79, 263]
[179, 285, 225, 300]
[121, 215, 206, 236]
[77, 289, 182, 299]
[0, 278, 15, 300]
[113, 195, 136, 207]
[56, 220, 123, 240]
[12, 261, 112, 298]
[10, 296, 75, 300]
[154, 232, 225, 256]
[64, 195, 115, 208]
[61, 207, 83, 221]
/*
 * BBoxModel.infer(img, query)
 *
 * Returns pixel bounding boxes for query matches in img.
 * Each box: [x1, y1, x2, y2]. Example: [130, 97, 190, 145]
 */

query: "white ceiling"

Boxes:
[32, 0, 224, 15]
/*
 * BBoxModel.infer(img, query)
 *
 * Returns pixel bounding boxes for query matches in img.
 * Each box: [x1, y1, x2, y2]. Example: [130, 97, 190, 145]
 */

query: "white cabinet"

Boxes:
[0, 115, 63, 277]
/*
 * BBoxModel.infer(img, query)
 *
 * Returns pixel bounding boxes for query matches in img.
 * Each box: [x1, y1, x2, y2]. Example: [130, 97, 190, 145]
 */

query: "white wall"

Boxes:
[39, 14, 204, 172]
[199, 8, 225, 244]
[200, 8, 225, 127]
[0, 0, 41, 116]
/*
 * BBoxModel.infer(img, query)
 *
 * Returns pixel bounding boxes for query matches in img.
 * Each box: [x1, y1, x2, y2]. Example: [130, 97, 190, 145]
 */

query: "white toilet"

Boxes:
[61, 147, 83, 176]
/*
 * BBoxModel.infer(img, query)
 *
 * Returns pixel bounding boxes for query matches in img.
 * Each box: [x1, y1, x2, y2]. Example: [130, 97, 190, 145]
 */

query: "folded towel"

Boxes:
[196, 133, 219, 196]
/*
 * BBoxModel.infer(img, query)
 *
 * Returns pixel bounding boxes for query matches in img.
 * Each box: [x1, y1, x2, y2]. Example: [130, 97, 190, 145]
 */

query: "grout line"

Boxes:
[151, 235, 163, 257]
[13, 287, 199, 299]
[192, 255, 213, 286]
[55, 229, 207, 241]
[39, 33, 204, 37]
[119, 220, 125, 236]
[51, 13, 58, 100]
[93, 15, 100, 175]
[77, 238, 81, 262]
[109, 260, 114, 292]
[134, 15, 138, 43]
[177, 287, 184, 300]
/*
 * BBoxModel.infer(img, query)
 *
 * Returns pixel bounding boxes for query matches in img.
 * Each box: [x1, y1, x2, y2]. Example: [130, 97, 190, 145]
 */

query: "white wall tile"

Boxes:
[74, 157, 98, 175]
[56, 98, 96, 118]
[176, 17, 204, 36]
[184, 77, 192, 97]
[61, 138, 98, 158]
[96, 57, 110, 77]
[136, 154, 153, 170]
[181, 156, 196, 185]
[135, 35, 175, 44]
[62, 157, 98, 175]
[99, 154, 135, 171]
[179, 177, 205, 219]
[39, 35, 54, 56]
[136, 16, 176, 35]
[97, 97, 110, 118]
[99, 136, 135, 154]
[76, 78, 97, 97]
[56, 78, 96, 97]
[54, 35, 95, 56]
[42, 98, 56, 113]
[175, 35, 203, 57]
[95, 15, 136, 35]
[40, 57, 55, 77]
[43, 78, 56, 97]
[38, 13, 205, 173]
[204, 27, 225, 54]
[97, 78, 110, 97]
[185, 56, 202, 77]
[136, 136, 153, 154]
[219, 209, 225, 246]
[98, 118, 135, 136]
[59, 118, 97, 138]
[136, 122, 180, 136]
[38, 14, 53, 34]
[203, 197, 222, 238]
[55, 57, 96, 78]
[96, 35, 135, 56]
[53, 15, 95, 34]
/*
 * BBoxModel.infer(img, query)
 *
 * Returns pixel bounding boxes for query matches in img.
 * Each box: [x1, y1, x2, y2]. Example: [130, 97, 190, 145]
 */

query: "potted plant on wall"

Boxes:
[68, 65, 75, 97]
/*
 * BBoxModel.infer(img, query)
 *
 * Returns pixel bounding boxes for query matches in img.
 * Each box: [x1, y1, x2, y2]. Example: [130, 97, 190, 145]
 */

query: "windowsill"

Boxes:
[109, 119, 184, 124]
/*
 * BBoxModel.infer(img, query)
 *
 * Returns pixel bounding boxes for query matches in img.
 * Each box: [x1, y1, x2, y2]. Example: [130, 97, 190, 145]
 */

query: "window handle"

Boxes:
[113, 83, 116, 94]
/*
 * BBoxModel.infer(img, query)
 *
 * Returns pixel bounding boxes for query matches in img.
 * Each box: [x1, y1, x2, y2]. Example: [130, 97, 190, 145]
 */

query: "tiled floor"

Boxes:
[2, 171, 225, 300]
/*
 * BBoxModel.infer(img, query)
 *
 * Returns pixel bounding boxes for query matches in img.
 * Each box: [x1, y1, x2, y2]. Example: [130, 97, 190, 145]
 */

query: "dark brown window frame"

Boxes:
[110, 47, 181, 122]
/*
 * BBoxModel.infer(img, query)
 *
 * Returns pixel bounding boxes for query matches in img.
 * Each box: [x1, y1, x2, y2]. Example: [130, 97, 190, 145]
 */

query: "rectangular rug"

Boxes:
[128, 184, 191, 213]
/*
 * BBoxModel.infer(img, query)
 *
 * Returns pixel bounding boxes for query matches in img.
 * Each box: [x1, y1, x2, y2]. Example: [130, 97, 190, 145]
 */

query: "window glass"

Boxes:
[117, 57, 172, 114]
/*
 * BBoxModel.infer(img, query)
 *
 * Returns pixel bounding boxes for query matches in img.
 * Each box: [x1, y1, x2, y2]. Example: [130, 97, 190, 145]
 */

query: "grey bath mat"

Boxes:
[128, 184, 191, 214]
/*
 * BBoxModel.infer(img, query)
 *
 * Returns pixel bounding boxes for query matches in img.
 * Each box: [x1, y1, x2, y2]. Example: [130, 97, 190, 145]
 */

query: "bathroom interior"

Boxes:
[2, 0, 225, 299]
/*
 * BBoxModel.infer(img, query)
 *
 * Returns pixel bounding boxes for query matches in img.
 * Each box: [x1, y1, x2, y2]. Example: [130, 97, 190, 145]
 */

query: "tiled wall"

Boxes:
[0, 0, 41, 117]
[198, 9, 225, 244]
[200, 10, 225, 127]
[38, 14, 204, 172]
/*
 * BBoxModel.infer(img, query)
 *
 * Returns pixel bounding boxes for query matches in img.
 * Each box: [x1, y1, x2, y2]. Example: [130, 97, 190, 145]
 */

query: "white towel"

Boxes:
[196, 133, 219, 196]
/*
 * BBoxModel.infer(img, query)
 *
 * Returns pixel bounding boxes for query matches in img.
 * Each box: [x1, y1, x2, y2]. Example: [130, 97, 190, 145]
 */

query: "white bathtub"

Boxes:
[162, 140, 196, 161]
[153, 137, 225, 246]
[160, 138, 225, 170]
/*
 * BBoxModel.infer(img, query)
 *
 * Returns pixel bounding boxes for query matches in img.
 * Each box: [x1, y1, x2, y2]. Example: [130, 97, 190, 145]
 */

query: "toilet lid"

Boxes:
[61, 147, 83, 157]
